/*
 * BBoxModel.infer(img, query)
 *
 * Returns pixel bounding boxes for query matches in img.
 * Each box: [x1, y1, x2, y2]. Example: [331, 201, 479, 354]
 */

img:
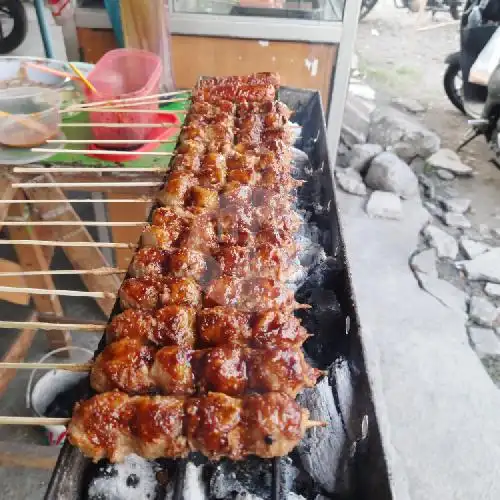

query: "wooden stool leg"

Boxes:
[8, 201, 71, 354]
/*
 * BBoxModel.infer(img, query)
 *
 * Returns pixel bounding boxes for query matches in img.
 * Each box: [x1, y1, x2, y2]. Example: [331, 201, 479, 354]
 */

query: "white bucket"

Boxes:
[26, 346, 92, 446]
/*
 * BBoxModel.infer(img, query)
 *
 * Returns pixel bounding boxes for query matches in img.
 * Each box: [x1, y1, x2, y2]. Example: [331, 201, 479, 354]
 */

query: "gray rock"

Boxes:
[416, 272, 467, 314]
[348, 143, 383, 174]
[469, 296, 499, 328]
[442, 212, 471, 229]
[365, 152, 419, 199]
[459, 248, 500, 283]
[441, 197, 471, 214]
[485, 283, 500, 299]
[468, 326, 500, 357]
[426, 149, 473, 176]
[411, 157, 427, 175]
[418, 174, 435, 199]
[411, 248, 438, 278]
[365, 191, 402, 220]
[422, 225, 459, 259]
[341, 93, 372, 146]
[391, 96, 426, 114]
[423, 201, 443, 219]
[459, 238, 490, 260]
[493, 228, 500, 239]
[436, 169, 455, 181]
[479, 224, 491, 237]
[335, 168, 366, 196]
[368, 106, 440, 161]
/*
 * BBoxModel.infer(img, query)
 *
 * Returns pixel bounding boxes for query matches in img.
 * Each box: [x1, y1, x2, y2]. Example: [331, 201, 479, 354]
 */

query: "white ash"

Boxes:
[235, 494, 265, 500]
[296, 360, 355, 494]
[183, 463, 207, 500]
[209, 458, 272, 499]
[87, 455, 159, 500]
[286, 493, 306, 500]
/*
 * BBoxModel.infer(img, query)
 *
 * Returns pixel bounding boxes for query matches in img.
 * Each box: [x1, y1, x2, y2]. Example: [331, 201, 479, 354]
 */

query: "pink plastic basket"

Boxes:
[85, 48, 162, 143]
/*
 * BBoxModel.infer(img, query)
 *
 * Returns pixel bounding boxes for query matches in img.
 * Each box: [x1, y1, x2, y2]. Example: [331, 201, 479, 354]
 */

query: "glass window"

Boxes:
[172, 0, 346, 22]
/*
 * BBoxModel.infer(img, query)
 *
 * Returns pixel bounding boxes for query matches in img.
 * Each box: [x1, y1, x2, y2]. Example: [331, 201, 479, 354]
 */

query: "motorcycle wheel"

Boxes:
[0, 0, 28, 55]
[444, 60, 465, 114]
[359, 0, 379, 20]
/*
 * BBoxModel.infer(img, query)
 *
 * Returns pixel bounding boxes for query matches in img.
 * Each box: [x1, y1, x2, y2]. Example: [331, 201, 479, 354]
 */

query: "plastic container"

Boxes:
[26, 346, 93, 446]
[0, 86, 61, 147]
[85, 49, 162, 144]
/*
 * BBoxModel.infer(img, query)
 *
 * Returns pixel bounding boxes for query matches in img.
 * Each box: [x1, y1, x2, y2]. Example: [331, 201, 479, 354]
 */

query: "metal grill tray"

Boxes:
[44, 87, 392, 500]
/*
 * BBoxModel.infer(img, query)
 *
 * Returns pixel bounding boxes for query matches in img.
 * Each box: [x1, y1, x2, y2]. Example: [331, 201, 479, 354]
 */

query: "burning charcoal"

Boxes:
[297, 289, 345, 368]
[87, 455, 161, 500]
[209, 458, 272, 499]
[183, 463, 208, 499]
[296, 361, 355, 495]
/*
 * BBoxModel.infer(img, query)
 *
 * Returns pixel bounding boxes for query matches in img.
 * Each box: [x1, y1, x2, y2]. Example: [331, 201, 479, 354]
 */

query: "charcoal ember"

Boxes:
[296, 362, 355, 494]
[296, 289, 345, 368]
[209, 458, 272, 499]
[87, 455, 162, 500]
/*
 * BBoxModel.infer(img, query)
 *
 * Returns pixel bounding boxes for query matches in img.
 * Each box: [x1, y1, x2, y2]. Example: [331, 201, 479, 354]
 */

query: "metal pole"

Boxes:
[326, 0, 363, 168]
[33, 0, 55, 59]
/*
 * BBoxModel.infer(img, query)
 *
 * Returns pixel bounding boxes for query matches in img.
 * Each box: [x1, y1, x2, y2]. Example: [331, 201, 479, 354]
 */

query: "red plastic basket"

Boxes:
[85, 49, 162, 143]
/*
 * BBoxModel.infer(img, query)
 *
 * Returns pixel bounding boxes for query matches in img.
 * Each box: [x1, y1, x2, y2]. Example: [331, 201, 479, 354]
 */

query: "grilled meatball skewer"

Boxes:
[91, 338, 323, 397]
[68, 391, 323, 463]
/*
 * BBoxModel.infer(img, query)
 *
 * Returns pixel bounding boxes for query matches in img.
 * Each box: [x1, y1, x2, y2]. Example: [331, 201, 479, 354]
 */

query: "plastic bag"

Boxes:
[120, 0, 176, 91]
[469, 27, 500, 85]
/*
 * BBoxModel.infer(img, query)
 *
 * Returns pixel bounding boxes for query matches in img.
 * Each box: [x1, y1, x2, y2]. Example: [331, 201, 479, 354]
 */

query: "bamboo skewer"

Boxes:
[13, 166, 169, 173]
[0, 362, 91, 372]
[2, 221, 147, 227]
[0, 286, 116, 299]
[0, 268, 126, 277]
[0, 198, 153, 204]
[31, 148, 175, 157]
[0, 417, 70, 426]
[64, 91, 190, 111]
[12, 181, 163, 188]
[0, 416, 324, 428]
[61, 107, 186, 115]
[60, 122, 181, 129]
[0, 240, 136, 249]
[46, 138, 177, 145]
[0, 320, 104, 331]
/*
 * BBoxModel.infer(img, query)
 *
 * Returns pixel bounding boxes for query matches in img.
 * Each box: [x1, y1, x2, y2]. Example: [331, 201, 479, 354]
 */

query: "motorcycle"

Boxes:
[444, 0, 499, 117]
[360, 0, 463, 21]
[0, 0, 27, 54]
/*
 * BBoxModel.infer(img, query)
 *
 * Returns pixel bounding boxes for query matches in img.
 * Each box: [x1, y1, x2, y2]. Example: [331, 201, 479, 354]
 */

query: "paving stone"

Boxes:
[365, 191, 402, 220]
[468, 326, 500, 357]
[365, 152, 419, 199]
[469, 296, 499, 328]
[411, 248, 438, 278]
[417, 272, 467, 314]
[440, 197, 471, 214]
[335, 168, 366, 196]
[459, 238, 490, 260]
[436, 169, 455, 181]
[348, 143, 383, 174]
[422, 225, 459, 259]
[368, 106, 440, 161]
[426, 148, 473, 176]
[442, 212, 471, 229]
[459, 248, 500, 283]
[485, 283, 500, 299]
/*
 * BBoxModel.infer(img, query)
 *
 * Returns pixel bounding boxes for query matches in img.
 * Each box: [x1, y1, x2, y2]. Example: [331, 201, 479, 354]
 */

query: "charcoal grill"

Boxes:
[44, 87, 392, 500]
